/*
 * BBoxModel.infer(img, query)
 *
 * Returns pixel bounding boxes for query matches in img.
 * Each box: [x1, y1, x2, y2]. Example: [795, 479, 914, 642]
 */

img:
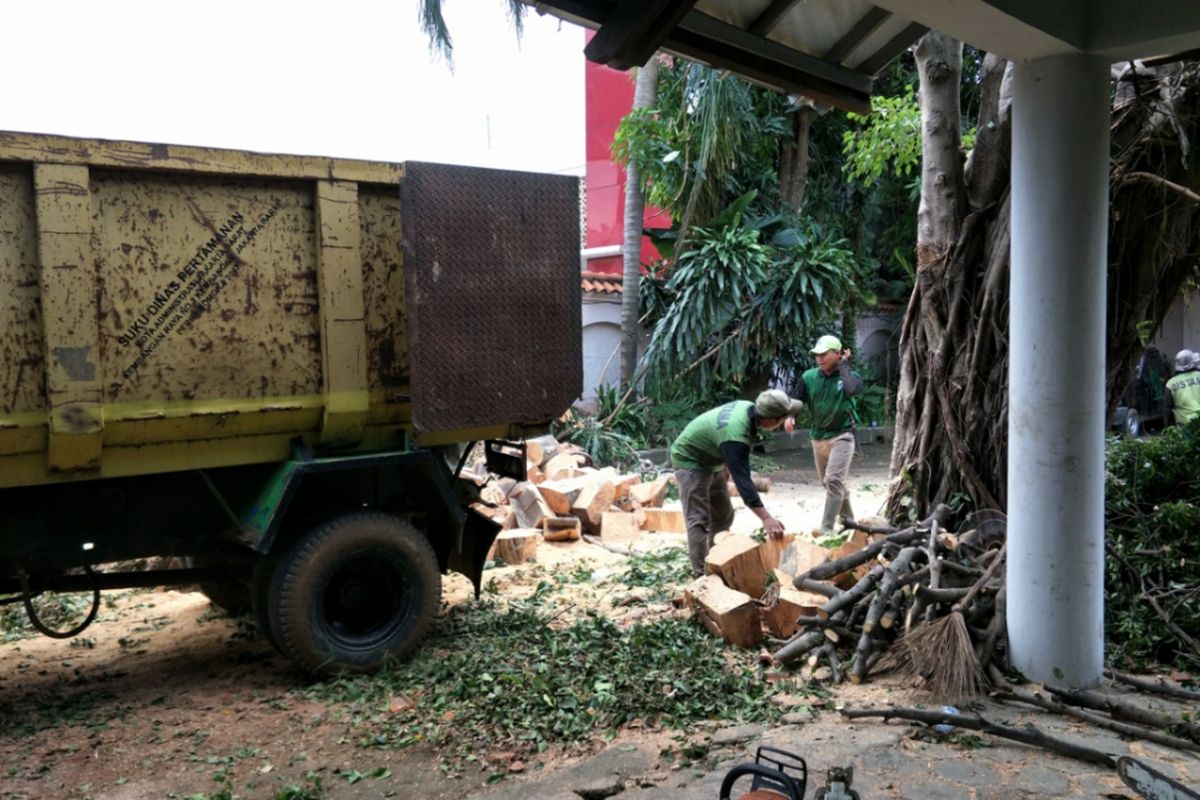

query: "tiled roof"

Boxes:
[581, 271, 622, 294]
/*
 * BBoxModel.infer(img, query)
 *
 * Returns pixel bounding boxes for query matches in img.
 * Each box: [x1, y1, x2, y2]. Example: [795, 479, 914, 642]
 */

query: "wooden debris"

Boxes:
[542, 451, 582, 481]
[758, 533, 795, 573]
[570, 479, 615, 534]
[509, 482, 552, 530]
[760, 573, 826, 639]
[641, 508, 685, 533]
[705, 534, 769, 598]
[494, 529, 539, 565]
[537, 477, 588, 516]
[629, 474, 672, 507]
[601, 511, 641, 543]
[839, 706, 1117, 768]
[685, 575, 762, 647]
[542, 516, 582, 542]
[524, 434, 560, 467]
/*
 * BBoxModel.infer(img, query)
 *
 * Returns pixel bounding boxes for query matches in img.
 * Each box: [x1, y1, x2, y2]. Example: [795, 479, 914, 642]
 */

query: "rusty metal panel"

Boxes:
[0, 130, 405, 184]
[92, 171, 321, 403]
[315, 180, 369, 446]
[0, 165, 44, 418]
[35, 164, 104, 471]
[360, 185, 409, 397]
[401, 162, 582, 435]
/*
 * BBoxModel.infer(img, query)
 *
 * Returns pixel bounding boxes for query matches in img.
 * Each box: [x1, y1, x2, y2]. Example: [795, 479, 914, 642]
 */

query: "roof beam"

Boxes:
[666, 27, 871, 113]
[857, 21, 928, 75]
[823, 6, 892, 64]
[677, 11, 872, 95]
[748, 0, 804, 37]
[584, 0, 700, 69]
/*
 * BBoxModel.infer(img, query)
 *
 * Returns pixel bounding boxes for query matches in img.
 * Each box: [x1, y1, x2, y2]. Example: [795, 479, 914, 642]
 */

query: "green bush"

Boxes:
[1105, 418, 1200, 669]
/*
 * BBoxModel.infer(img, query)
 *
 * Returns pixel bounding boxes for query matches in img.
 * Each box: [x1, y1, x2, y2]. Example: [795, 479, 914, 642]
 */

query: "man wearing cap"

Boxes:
[1166, 349, 1200, 426]
[670, 389, 802, 577]
[795, 335, 863, 532]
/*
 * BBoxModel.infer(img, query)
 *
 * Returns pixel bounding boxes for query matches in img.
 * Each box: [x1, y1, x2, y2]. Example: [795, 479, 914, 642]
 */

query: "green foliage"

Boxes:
[1105, 419, 1200, 669]
[638, 210, 857, 395]
[842, 87, 923, 186]
[302, 600, 798, 772]
[553, 407, 640, 471]
[613, 62, 792, 230]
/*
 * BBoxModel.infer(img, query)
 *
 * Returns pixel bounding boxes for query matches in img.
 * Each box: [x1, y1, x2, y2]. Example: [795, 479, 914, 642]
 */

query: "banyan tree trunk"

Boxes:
[886, 42, 1200, 520]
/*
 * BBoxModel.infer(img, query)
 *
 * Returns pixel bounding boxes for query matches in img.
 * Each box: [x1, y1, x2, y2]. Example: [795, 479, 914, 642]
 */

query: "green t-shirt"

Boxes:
[799, 365, 861, 440]
[1167, 370, 1200, 425]
[670, 400, 755, 471]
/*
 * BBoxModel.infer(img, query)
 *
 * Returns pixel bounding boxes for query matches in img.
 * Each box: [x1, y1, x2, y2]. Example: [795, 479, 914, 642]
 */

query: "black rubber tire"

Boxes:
[267, 512, 441, 677]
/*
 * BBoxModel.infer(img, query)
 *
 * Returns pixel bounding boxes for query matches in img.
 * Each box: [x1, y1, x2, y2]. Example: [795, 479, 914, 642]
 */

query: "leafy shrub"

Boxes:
[1105, 419, 1200, 669]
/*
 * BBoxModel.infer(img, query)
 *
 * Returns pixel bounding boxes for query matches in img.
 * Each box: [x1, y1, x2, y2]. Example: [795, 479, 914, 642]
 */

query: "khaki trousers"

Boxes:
[675, 468, 735, 577]
[812, 432, 855, 531]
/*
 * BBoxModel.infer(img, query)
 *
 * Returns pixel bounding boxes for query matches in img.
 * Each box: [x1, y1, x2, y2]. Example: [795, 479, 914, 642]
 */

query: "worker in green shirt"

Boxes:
[670, 389, 803, 577]
[1167, 349, 1200, 426]
[795, 335, 863, 533]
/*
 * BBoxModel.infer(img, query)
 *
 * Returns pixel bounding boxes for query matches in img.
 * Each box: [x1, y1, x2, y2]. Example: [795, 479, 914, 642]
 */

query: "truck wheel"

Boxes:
[268, 512, 441, 676]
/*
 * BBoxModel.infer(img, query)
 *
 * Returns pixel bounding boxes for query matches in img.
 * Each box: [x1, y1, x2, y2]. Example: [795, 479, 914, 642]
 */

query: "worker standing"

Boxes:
[795, 335, 862, 533]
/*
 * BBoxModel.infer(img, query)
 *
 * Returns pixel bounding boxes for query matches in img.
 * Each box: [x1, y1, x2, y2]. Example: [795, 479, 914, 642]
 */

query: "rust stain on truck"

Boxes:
[0, 131, 582, 486]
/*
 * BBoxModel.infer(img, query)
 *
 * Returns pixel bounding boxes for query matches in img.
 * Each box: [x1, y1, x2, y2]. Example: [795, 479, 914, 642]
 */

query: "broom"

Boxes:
[894, 541, 1007, 701]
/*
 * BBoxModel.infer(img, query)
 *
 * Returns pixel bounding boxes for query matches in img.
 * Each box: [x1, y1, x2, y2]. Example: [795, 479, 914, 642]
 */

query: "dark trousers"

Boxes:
[675, 467, 735, 577]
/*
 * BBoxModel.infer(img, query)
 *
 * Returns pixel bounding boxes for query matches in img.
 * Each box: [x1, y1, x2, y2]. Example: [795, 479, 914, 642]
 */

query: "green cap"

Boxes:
[810, 335, 842, 354]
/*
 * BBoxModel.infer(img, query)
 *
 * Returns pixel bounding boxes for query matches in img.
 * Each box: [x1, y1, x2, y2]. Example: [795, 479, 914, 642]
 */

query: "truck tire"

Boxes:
[267, 512, 441, 676]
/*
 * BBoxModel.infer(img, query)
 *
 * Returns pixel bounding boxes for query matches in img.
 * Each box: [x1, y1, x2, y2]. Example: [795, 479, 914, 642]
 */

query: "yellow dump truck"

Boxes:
[0, 131, 581, 675]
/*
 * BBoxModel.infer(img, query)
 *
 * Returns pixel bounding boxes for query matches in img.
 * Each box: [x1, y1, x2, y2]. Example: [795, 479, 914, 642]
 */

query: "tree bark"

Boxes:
[887, 49, 1200, 519]
[778, 103, 817, 213]
[620, 58, 659, 387]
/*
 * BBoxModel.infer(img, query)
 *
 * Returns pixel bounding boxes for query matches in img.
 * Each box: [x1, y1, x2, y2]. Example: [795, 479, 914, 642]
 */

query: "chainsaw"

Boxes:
[1119, 756, 1200, 800]
[719, 746, 860, 800]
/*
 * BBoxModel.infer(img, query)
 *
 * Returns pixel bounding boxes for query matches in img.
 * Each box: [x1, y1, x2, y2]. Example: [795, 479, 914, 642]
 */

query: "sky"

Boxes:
[0, 1, 587, 175]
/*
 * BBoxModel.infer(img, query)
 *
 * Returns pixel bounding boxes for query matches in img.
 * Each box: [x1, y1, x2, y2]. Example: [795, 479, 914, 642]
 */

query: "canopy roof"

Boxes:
[525, 0, 1200, 113]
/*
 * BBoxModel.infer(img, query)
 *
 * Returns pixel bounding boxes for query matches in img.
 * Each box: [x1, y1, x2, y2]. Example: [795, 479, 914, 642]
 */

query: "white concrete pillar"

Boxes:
[1007, 54, 1110, 687]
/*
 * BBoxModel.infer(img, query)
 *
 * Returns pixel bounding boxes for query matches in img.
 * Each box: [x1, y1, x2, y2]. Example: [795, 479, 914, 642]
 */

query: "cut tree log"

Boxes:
[494, 529, 539, 565]
[641, 508, 685, 533]
[685, 575, 762, 647]
[537, 477, 589, 516]
[525, 462, 545, 484]
[629, 474, 672, 507]
[760, 573, 827, 638]
[758, 533, 795, 573]
[601, 511, 641, 543]
[524, 434, 560, 467]
[728, 474, 774, 497]
[543, 515, 582, 542]
[570, 479, 615, 534]
[510, 482, 552, 529]
[705, 534, 769, 598]
[543, 451, 583, 481]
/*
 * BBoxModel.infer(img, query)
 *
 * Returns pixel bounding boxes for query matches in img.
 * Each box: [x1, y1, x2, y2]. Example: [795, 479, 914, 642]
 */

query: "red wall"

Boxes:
[585, 36, 669, 276]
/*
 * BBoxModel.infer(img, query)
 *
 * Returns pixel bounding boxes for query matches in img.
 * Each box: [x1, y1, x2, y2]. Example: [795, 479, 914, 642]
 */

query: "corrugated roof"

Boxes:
[524, 1, 1200, 114]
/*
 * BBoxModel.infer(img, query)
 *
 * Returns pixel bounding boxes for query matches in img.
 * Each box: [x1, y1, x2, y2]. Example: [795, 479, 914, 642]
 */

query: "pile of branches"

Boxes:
[771, 504, 1010, 699]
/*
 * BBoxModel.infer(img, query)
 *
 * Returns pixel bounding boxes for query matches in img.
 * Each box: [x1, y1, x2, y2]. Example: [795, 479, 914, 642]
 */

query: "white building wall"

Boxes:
[580, 296, 622, 407]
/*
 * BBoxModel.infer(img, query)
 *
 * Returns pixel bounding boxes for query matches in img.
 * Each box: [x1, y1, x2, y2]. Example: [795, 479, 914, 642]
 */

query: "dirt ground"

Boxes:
[0, 447, 899, 800]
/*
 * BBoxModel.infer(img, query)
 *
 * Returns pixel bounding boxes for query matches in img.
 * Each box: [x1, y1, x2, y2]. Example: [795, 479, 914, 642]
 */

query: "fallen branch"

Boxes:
[994, 689, 1200, 754]
[1046, 685, 1200, 744]
[839, 706, 1117, 767]
[1104, 669, 1200, 702]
